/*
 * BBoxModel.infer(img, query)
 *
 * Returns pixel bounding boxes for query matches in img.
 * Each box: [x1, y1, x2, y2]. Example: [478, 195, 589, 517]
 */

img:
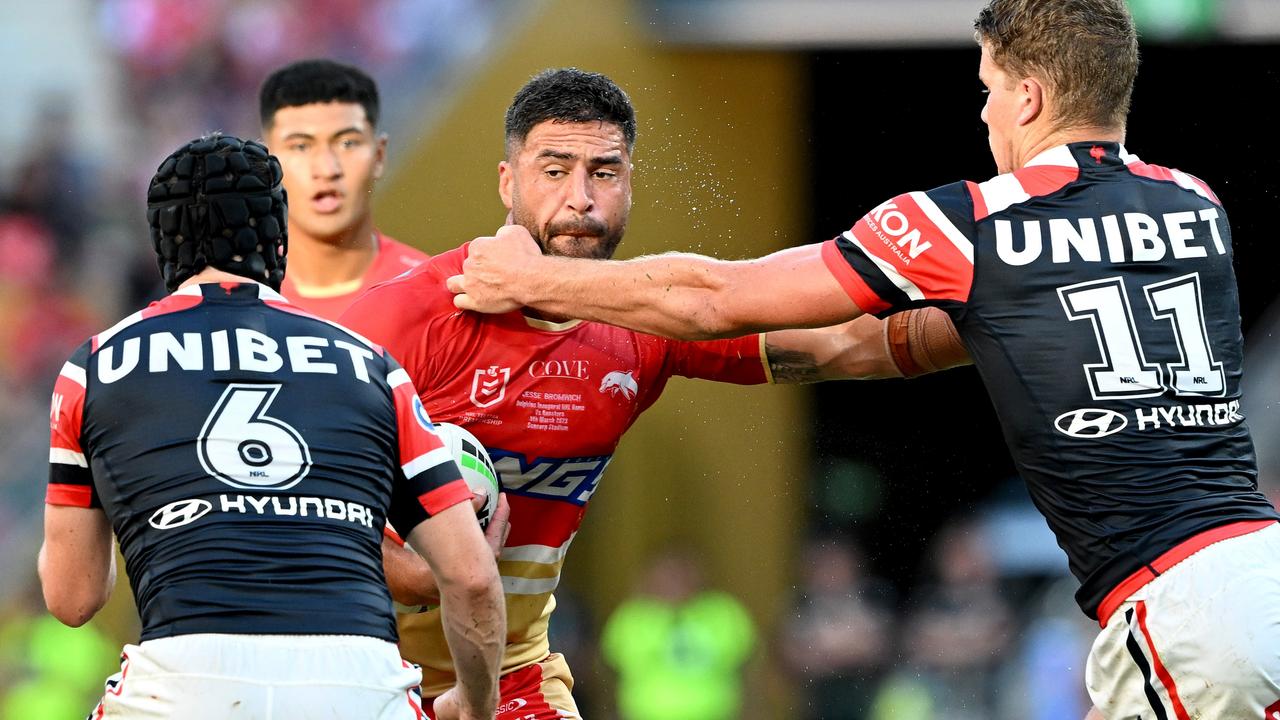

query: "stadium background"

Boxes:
[2, 0, 1278, 717]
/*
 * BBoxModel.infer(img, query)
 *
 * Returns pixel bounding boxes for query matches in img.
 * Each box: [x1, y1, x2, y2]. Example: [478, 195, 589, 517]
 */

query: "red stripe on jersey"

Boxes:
[265, 300, 386, 355]
[1011, 165, 1078, 198]
[820, 240, 890, 314]
[50, 373, 87, 452]
[47, 483, 93, 507]
[1097, 519, 1275, 625]
[966, 181, 990, 221]
[419, 478, 472, 516]
[881, 192, 973, 303]
[1135, 601, 1191, 720]
[504, 494, 587, 549]
[92, 294, 203, 352]
[1125, 161, 1221, 205]
[384, 525, 406, 546]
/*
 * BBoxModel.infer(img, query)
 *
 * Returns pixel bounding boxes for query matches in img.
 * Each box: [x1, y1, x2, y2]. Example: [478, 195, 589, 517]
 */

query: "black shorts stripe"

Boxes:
[1124, 608, 1169, 720]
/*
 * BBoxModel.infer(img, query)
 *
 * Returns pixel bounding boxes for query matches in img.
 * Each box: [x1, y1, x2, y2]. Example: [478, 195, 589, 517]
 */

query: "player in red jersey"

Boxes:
[452, 4, 1280, 719]
[259, 59, 427, 319]
[339, 68, 948, 718]
[260, 59, 486, 611]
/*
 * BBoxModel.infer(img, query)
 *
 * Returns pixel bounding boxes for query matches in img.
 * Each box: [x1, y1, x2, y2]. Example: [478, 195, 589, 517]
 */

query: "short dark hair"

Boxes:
[975, 0, 1138, 131]
[504, 68, 637, 156]
[147, 134, 288, 292]
[259, 59, 380, 129]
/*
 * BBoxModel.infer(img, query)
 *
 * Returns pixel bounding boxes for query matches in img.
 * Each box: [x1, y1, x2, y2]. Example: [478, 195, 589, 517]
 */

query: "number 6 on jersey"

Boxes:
[198, 383, 313, 490]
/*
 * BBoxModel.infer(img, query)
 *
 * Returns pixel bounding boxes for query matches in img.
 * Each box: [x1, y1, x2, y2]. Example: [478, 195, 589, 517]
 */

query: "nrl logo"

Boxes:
[599, 370, 638, 400]
[470, 366, 510, 408]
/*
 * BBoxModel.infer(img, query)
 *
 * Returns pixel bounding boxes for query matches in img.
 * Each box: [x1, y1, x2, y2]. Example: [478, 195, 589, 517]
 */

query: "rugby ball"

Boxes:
[432, 422, 500, 529]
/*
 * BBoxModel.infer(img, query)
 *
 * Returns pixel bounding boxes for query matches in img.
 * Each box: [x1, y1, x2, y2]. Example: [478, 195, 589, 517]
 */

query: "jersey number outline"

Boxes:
[1058, 273, 1225, 400]
[198, 383, 313, 490]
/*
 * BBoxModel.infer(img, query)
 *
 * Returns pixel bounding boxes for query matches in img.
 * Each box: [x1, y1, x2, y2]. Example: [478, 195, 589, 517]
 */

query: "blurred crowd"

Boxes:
[0, 0, 500, 714]
[551, 515, 1097, 720]
[4, 2, 1280, 718]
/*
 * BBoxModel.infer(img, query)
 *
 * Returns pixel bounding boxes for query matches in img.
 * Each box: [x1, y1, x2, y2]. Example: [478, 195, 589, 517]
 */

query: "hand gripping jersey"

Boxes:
[340, 246, 768, 696]
[280, 232, 428, 318]
[821, 142, 1279, 618]
[47, 282, 470, 642]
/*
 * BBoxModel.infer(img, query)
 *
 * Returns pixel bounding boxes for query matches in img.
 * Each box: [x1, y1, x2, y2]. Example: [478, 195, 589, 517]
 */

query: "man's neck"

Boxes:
[1016, 124, 1125, 169]
[286, 226, 380, 293]
[177, 268, 260, 289]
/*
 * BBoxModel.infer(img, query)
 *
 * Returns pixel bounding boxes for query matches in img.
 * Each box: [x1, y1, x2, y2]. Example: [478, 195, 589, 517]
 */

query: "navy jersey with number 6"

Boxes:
[822, 142, 1279, 618]
[46, 282, 471, 641]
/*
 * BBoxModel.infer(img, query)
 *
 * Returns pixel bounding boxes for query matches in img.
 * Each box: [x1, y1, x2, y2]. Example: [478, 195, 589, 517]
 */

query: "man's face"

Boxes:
[499, 120, 632, 260]
[979, 44, 1019, 175]
[264, 102, 386, 244]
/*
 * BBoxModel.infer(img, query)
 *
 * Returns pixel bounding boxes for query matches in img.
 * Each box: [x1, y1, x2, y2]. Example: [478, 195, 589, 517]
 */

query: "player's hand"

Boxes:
[448, 225, 541, 314]
[483, 493, 511, 562]
[432, 685, 496, 720]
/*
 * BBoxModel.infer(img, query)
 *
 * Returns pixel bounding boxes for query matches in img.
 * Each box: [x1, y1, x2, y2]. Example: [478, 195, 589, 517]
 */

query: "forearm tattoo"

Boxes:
[765, 342, 822, 384]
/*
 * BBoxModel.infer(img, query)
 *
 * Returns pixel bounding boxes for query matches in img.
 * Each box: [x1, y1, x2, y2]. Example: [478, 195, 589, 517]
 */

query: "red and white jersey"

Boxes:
[280, 232, 427, 320]
[340, 245, 768, 695]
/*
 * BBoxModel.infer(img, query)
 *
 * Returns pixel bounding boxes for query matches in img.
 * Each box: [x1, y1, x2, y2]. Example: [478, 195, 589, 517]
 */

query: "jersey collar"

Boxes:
[173, 281, 288, 303]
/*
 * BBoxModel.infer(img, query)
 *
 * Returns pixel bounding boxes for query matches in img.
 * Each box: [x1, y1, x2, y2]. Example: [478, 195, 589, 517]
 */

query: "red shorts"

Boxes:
[425, 653, 578, 720]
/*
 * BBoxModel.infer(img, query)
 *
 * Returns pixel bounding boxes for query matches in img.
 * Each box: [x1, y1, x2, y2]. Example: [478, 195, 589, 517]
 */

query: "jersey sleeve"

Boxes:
[47, 344, 98, 508]
[384, 357, 472, 537]
[664, 334, 770, 385]
[821, 182, 977, 318]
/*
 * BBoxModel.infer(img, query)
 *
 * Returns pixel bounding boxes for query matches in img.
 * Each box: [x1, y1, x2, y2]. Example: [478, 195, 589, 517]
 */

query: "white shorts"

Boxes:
[89, 633, 424, 719]
[1086, 521, 1280, 719]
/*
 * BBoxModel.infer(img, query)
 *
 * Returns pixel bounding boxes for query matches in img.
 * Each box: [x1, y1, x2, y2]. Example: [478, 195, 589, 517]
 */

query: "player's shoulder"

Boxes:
[1114, 147, 1222, 206]
[376, 232, 431, 271]
[342, 245, 466, 327]
[84, 285, 211, 354]
[852, 180, 979, 244]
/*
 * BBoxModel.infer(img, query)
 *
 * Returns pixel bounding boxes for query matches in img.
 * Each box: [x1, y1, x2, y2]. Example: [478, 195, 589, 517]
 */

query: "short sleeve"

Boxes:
[384, 356, 471, 536]
[47, 345, 98, 508]
[821, 183, 977, 317]
[665, 335, 769, 385]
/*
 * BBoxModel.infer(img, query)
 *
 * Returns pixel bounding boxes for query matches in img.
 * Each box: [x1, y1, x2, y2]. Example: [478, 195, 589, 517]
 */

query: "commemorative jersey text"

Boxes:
[47, 283, 466, 642]
[823, 142, 1278, 618]
[339, 247, 767, 694]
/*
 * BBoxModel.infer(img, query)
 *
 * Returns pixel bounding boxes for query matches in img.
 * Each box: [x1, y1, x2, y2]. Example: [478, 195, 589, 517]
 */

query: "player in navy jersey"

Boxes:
[451, 1, 1280, 718]
[37, 134, 504, 720]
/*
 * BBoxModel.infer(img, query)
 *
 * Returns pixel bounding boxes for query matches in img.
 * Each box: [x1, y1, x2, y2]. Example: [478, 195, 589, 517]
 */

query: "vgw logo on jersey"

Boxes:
[1054, 408, 1128, 438]
[489, 450, 612, 506]
[471, 365, 510, 408]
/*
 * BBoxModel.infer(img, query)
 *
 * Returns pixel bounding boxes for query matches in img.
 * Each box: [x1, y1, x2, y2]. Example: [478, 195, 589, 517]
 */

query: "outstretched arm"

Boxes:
[764, 307, 971, 383]
[449, 226, 862, 340]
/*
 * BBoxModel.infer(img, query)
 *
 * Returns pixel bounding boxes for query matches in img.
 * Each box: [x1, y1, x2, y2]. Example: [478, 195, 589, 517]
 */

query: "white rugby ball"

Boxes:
[432, 422, 499, 529]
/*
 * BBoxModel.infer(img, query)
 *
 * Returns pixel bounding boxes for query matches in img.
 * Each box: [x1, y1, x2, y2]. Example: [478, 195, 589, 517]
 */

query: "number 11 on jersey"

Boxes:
[1058, 273, 1225, 401]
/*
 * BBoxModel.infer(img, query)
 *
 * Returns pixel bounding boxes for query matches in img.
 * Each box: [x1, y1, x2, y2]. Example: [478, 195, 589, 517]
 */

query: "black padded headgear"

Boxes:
[147, 134, 288, 292]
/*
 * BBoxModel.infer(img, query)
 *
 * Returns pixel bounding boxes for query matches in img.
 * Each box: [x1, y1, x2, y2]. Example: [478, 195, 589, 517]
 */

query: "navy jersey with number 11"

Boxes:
[46, 282, 471, 642]
[822, 142, 1278, 619]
